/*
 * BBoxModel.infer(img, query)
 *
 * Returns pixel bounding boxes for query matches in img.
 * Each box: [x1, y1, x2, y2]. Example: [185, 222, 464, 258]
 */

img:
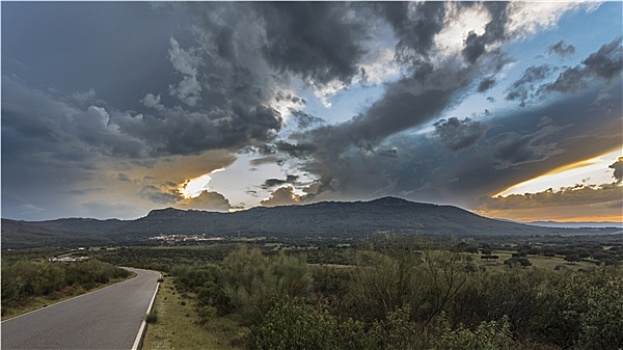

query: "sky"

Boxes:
[2, 1, 622, 223]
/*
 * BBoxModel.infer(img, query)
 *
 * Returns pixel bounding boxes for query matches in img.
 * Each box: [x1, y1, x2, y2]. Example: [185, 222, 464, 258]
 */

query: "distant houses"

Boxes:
[49, 256, 89, 262]
[149, 233, 223, 242]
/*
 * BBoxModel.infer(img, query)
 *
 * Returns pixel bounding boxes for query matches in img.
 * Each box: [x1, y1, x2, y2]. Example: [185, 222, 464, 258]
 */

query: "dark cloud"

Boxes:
[506, 65, 552, 105]
[275, 141, 317, 158]
[118, 173, 131, 182]
[250, 155, 282, 167]
[139, 184, 182, 205]
[290, 109, 324, 129]
[540, 66, 588, 94]
[480, 2, 510, 41]
[257, 2, 368, 85]
[262, 175, 299, 189]
[265, 2, 522, 204]
[478, 77, 496, 92]
[581, 36, 623, 80]
[463, 31, 488, 64]
[609, 157, 623, 183]
[284, 47, 509, 193]
[434, 117, 488, 151]
[132, 104, 282, 156]
[3, 75, 283, 159]
[548, 40, 576, 58]
[489, 124, 563, 169]
[2, 2, 190, 113]
[310, 56, 493, 152]
[377, 147, 399, 158]
[539, 37, 622, 96]
[285, 81, 621, 210]
[375, 2, 445, 62]
[461, 2, 510, 63]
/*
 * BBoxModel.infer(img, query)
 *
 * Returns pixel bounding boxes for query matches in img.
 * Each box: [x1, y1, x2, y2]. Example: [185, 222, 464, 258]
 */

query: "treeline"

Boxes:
[89, 245, 237, 272]
[503, 243, 622, 266]
[1, 258, 131, 316]
[169, 237, 623, 350]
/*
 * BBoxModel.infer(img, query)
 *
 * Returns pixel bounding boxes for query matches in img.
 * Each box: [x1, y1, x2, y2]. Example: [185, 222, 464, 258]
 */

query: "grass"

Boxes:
[472, 251, 598, 272]
[142, 276, 245, 350]
[1, 273, 136, 321]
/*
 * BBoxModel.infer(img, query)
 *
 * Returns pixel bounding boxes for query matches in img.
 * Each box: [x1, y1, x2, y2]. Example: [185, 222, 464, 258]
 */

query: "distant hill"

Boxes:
[1, 219, 116, 248]
[529, 221, 623, 229]
[2, 197, 619, 248]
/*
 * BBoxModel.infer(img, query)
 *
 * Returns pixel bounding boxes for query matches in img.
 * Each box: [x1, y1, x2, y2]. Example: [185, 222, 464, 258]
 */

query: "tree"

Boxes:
[349, 235, 467, 325]
[465, 247, 479, 254]
[564, 254, 580, 265]
[504, 257, 531, 268]
[519, 258, 532, 268]
[543, 251, 556, 258]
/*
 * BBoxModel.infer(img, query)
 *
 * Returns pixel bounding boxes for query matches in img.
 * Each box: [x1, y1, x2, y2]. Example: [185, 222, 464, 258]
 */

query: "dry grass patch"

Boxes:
[473, 251, 598, 271]
[142, 276, 245, 350]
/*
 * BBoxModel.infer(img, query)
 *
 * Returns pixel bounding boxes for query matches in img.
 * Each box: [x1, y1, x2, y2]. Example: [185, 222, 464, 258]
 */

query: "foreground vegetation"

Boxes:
[1, 255, 132, 319]
[106, 234, 622, 350]
[4, 234, 622, 349]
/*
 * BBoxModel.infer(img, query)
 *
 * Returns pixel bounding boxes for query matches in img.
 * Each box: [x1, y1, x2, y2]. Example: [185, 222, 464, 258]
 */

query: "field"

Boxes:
[474, 250, 598, 272]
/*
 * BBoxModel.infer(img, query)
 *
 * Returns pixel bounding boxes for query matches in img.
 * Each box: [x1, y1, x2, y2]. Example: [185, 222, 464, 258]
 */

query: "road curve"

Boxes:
[1, 267, 161, 350]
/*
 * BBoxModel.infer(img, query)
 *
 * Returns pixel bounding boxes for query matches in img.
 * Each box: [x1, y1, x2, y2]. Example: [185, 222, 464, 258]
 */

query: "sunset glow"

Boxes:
[180, 169, 225, 199]
[496, 149, 623, 197]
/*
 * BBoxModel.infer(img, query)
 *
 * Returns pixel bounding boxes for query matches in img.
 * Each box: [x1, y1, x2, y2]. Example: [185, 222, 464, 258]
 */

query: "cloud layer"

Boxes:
[2, 2, 621, 221]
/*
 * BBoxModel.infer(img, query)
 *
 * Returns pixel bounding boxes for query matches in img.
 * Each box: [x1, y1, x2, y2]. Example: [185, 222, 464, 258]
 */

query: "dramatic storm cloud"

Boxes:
[2, 2, 621, 223]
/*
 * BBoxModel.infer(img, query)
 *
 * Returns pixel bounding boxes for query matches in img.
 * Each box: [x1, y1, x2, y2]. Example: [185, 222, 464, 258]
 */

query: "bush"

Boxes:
[427, 314, 515, 350]
[145, 310, 158, 324]
[251, 297, 337, 350]
[220, 246, 312, 325]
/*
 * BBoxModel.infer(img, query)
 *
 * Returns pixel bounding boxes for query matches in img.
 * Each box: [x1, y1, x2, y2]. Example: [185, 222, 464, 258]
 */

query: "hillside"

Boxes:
[120, 197, 544, 237]
[2, 197, 619, 248]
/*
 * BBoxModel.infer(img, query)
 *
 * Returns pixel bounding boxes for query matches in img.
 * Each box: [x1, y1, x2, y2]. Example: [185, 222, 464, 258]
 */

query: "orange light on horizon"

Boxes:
[476, 207, 623, 223]
[494, 148, 623, 198]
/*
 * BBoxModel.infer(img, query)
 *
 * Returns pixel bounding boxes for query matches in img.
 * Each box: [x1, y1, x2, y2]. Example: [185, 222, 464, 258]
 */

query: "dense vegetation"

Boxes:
[4, 234, 622, 349]
[1, 256, 131, 317]
[93, 235, 623, 349]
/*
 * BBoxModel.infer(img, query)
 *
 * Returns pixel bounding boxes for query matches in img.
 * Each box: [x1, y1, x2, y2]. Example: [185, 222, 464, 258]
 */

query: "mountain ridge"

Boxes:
[2, 197, 620, 248]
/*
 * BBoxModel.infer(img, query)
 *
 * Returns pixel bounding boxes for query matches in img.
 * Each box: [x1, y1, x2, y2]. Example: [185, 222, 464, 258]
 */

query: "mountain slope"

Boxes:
[120, 197, 555, 238]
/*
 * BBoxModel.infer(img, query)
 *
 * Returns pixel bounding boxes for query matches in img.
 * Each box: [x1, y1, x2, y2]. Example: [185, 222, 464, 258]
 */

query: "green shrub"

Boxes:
[145, 310, 158, 324]
[427, 313, 516, 350]
[251, 297, 337, 350]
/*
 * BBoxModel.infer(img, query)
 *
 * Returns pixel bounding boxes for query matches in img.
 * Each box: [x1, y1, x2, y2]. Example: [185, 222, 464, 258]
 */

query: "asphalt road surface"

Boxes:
[1, 267, 160, 350]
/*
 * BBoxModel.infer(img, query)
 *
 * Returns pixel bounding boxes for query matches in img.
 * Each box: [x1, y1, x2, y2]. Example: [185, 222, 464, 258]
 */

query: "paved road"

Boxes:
[1, 268, 161, 350]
